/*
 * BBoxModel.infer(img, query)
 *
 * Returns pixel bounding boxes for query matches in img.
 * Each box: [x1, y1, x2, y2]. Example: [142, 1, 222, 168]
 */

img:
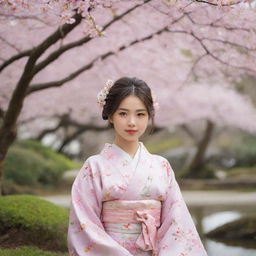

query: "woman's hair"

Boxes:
[102, 77, 155, 130]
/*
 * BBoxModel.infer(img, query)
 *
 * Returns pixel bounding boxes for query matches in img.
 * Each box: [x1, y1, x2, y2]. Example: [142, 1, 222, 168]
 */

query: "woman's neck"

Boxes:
[113, 138, 139, 159]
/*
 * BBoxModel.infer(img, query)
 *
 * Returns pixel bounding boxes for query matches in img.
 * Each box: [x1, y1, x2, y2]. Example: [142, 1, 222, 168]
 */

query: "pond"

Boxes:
[189, 204, 256, 256]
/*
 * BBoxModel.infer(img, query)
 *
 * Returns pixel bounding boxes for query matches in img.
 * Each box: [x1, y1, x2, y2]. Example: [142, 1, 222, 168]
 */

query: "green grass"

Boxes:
[145, 137, 182, 154]
[0, 195, 69, 252]
[225, 166, 256, 179]
[0, 246, 68, 256]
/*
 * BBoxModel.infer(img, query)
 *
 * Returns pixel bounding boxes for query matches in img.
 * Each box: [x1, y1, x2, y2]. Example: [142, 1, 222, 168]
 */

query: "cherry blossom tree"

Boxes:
[1, 0, 256, 193]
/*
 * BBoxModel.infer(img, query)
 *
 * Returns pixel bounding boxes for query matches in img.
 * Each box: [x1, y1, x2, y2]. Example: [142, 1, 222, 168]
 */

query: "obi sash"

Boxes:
[101, 200, 161, 255]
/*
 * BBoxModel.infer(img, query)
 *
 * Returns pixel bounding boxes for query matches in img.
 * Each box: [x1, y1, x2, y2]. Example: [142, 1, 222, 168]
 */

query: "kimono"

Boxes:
[67, 142, 208, 256]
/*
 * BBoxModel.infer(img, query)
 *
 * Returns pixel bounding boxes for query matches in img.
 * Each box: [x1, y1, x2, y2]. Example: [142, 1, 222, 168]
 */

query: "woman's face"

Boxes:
[109, 95, 149, 143]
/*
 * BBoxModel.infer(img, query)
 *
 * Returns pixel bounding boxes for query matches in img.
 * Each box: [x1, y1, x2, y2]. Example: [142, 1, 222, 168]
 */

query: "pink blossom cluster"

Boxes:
[1, 0, 256, 137]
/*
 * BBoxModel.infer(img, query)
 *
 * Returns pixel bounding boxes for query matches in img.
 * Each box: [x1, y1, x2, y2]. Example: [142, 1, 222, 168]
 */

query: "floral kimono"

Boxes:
[67, 142, 208, 256]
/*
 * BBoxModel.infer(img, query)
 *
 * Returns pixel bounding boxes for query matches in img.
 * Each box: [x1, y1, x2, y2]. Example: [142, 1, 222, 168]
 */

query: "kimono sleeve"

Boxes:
[67, 158, 133, 256]
[156, 159, 208, 256]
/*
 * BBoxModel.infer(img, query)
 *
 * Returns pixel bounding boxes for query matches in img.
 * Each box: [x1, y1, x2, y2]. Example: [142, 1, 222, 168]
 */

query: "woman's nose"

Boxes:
[128, 115, 136, 126]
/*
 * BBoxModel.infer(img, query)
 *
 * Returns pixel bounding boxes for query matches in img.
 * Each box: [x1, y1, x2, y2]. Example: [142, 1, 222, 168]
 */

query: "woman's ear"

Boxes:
[108, 116, 113, 123]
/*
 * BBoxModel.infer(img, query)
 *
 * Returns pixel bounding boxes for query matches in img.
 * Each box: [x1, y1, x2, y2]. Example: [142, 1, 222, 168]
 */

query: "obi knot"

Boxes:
[102, 200, 161, 256]
[135, 210, 157, 256]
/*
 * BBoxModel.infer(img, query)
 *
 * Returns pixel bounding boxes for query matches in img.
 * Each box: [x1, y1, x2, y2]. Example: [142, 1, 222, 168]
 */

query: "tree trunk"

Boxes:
[0, 54, 37, 195]
[0, 14, 82, 196]
[0, 124, 17, 195]
[187, 120, 215, 178]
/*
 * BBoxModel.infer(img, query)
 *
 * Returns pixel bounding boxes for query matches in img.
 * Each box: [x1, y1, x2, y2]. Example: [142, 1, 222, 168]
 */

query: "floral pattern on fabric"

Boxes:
[67, 142, 208, 256]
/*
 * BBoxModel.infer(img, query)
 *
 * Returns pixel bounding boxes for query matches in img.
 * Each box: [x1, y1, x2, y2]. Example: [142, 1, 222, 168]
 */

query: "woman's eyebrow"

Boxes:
[118, 108, 147, 112]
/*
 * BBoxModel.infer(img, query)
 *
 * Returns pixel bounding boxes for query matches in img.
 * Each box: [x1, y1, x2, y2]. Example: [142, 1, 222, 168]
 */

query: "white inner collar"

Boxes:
[112, 142, 141, 161]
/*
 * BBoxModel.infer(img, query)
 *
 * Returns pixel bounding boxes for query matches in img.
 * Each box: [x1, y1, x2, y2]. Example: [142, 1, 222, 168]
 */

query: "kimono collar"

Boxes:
[101, 141, 150, 163]
[112, 142, 141, 160]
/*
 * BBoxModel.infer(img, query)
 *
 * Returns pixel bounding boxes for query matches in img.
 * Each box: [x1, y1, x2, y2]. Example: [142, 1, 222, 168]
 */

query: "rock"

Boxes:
[206, 216, 256, 249]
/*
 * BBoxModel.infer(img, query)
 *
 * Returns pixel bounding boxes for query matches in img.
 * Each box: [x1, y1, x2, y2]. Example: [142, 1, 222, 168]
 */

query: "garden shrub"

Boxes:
[232, 141, 256, 167]
[4, 147, 46, 186]
[4, 140, 78, 187]
[0, 246, 68, 256]
[0, 195, 69, 252]
[16, 140, 75, 170]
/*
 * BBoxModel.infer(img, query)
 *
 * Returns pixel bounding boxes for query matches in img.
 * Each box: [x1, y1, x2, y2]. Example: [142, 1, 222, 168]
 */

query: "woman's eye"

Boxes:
[138, 113, 145, 116]
[119, 112, 127, 116]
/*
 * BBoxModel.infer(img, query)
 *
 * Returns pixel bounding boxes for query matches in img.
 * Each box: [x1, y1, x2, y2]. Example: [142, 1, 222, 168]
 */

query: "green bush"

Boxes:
[0, 246, 68, 256]
[4, 147, 46, 186]
[16, 140, 75, 170]
[1, 179, 37, 195]
[0, 195, 69, 252]
[4, 140, 78, 187]
[232, 141, 256, 167]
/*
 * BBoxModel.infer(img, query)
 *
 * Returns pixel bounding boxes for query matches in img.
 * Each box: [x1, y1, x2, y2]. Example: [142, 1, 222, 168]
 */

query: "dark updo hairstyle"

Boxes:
[102, 77, 155, 131]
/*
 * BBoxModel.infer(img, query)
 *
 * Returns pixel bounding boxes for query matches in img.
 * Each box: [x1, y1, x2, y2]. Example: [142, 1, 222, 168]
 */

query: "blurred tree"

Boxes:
[1, 0, 256, 193]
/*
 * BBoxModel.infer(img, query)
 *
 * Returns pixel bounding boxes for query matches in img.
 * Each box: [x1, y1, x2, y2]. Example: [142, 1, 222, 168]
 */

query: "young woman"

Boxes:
[67, 77, 208, 256]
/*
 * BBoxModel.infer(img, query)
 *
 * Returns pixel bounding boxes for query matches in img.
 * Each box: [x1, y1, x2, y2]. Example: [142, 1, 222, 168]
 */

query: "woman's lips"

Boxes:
[125, 130, 138, 135]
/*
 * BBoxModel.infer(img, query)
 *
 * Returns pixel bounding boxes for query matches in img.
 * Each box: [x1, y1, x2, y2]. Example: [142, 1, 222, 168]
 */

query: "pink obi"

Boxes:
[101, 200, 161, 256]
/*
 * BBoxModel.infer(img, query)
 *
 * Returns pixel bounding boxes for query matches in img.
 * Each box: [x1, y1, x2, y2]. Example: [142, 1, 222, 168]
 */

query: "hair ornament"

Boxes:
[97, 79, 114, 107]
[97, 79, 159, 111]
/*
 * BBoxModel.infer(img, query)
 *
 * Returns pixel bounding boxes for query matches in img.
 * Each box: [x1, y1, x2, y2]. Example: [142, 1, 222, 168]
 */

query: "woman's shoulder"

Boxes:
[149, 152, 172, 167]
[150, 152, 169, 162]
[150, 153, 174, 180]
[84, 153, 105, 165]
[74, 154, 105, 180]
[84, 143, 115, 165]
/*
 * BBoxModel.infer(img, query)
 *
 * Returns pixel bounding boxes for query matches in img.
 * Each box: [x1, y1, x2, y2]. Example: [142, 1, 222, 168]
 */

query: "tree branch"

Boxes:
[27, 53, 111, 94]
[0, 35, 22, 52]
[27, 12, 188, 94]
[57, 125, 109, 153]
[194, 0, 242, 6]
[201, 37, 256, 52]
[27, 12, 256, 95]
[185, 11, 253, 33]
[32, 0, 152, 76]
[0, 13, 83, 73]
[0, 49, 32, 73]
[180, 124, 200, 143]
[168, 29, 256, 74]
[34, 113, 72, 140]
[36, 124, 62, 141]
[0, 13, 50, 25]
[0, 108, 4, 119]
[182, 52, 209, 85]
[0, 13, 83, 168]
[0, 0, 151, 76]
[31, 13, 83, 62]
[0, 0, 151, 75]
[27, 28, 171, 94]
